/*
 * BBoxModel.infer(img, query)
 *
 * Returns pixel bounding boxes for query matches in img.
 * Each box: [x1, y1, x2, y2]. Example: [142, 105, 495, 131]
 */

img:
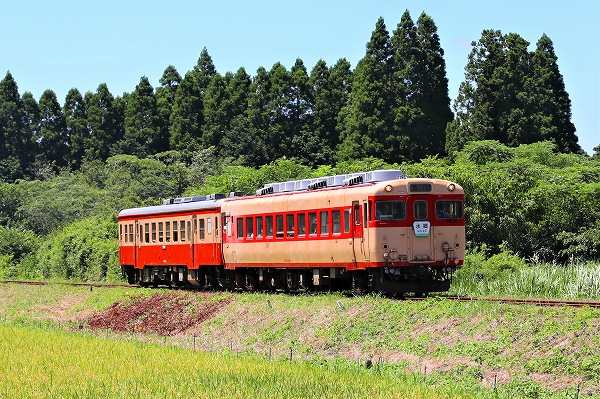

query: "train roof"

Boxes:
[118, 170, 461, 219]
[118, 197, 226, 218]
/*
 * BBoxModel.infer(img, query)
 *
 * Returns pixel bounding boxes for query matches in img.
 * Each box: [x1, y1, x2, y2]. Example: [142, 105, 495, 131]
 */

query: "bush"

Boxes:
[36, 216, 120, 282]
[456, 245, 527, 282]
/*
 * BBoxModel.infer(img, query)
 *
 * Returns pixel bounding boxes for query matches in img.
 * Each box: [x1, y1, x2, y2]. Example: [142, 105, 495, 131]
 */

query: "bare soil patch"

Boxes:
[88, 291, 233, 336]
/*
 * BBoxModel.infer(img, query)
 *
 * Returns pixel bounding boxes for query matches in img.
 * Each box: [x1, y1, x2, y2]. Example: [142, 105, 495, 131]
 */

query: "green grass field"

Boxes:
[0, 325, 487, 399]
[1, 261, 600, 399]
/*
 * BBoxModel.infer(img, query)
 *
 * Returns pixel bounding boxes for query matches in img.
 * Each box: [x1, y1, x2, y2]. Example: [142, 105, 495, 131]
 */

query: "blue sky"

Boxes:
[2, 0, 598, 155]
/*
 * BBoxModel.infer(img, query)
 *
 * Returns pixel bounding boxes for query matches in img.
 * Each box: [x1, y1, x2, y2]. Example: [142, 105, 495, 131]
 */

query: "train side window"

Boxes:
[158, 222, 164, 242]
[199, 219, 205, 240]
[207, 218, 212, 235]
[173, 221, 178, 242]
[266, 215, 273, 238]
[246, 217, 254, 239]
[320, 211, 329, 236]
[363, 203, 368, 225]
[144, 223, 150, 243]
[152, 223, 157, 242]
[137, 224, 142, 244]
[344, 210, 351, 234]
[237, 217, 244, 239]
[286, 214, 294, 237]
[130, 224, 134, 243]
[215, 217, 218, 237]
[354, 204, 361, 225]
[414, 200, 428, 220]
[298, 213, 306, 237]
[180, 220, 185, 242]
[166, 221, 171, 242]
[332, 210, 341, 235]
[308, 212, 317, 236]
[194, 219, 198, 238]
[187, 221, 192, 241]
[256, 216, 264, 238]
[119, 224, 123, 243]
[276, 215, 284, 238]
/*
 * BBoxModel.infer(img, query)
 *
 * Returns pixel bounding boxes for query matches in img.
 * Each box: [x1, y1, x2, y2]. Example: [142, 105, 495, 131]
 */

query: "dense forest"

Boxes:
[0, 12, 598, 281]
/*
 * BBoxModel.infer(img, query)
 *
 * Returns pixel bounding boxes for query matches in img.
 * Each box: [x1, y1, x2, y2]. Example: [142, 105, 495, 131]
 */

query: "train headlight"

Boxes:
[384, 184, 393, 192]
[447, 183, 455, 191]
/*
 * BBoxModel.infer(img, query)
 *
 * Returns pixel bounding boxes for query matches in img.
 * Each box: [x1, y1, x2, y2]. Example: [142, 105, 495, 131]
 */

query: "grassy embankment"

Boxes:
[1, 270, 600, 398]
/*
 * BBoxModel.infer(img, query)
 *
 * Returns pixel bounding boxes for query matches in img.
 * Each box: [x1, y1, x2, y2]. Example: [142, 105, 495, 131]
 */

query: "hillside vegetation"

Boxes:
[0, 140, 598, 282]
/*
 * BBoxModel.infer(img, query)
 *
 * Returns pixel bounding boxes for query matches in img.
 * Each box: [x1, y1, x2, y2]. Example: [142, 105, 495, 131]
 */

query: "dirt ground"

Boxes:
[88, 291, 233, 336]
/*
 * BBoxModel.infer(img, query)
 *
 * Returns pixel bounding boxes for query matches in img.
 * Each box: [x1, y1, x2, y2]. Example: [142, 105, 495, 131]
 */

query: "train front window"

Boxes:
[436, 200, 463, 219]
[375, 200, 406, 220]
[414, 201, 428, 220]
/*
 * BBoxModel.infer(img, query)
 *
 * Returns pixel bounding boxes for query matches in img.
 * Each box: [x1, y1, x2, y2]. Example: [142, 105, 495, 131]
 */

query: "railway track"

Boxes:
[2, 279, 600, 308]
[410, 295, 600, 308]
[0, 279, 132, 289]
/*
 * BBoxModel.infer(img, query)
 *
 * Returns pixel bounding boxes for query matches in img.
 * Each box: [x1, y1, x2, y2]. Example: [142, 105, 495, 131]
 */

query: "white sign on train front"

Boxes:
[413, 221, 430, 237]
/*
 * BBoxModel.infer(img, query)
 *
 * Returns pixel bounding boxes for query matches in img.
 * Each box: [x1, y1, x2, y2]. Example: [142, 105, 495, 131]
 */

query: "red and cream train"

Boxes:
[118, 170, 465, 294]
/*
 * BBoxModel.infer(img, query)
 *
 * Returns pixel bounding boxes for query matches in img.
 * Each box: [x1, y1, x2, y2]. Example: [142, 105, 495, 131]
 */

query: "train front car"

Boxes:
[221, 170, 464, 295]
[366, 175, 464, 295]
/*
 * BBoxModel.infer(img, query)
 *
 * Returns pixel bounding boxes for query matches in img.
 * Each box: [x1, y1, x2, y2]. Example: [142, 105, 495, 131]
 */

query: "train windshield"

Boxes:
[436, 200, 463, 219]
[375, 200, 406, 220]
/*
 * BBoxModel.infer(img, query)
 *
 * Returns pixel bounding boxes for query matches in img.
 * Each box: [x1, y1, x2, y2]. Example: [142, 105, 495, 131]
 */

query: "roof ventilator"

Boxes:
[308, 179, 327, 190]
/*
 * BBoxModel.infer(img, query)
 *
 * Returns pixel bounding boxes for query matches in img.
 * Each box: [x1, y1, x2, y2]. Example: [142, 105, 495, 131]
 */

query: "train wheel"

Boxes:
[351, 272, 367, 295]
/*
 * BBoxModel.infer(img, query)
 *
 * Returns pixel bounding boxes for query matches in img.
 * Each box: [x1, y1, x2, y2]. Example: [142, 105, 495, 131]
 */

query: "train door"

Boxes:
[361, 200, 371, 261]
[133, 220, 140, 268]
[351, 201, 362, 264]
[407, 197, 434, 262]
[212, 215, 220, 263]
[189, 215, 196, 267]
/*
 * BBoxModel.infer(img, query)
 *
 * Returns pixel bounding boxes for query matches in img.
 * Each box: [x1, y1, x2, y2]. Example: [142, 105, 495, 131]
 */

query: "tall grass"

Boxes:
[450, 258, 600, 300]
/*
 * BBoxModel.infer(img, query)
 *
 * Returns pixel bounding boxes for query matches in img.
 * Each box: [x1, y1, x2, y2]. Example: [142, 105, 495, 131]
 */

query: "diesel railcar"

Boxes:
[119, 170, 464, 294]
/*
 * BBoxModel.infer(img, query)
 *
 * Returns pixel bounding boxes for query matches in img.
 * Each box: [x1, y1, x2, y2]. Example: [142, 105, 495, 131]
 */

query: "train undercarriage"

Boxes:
[121, 264, 456, 296]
